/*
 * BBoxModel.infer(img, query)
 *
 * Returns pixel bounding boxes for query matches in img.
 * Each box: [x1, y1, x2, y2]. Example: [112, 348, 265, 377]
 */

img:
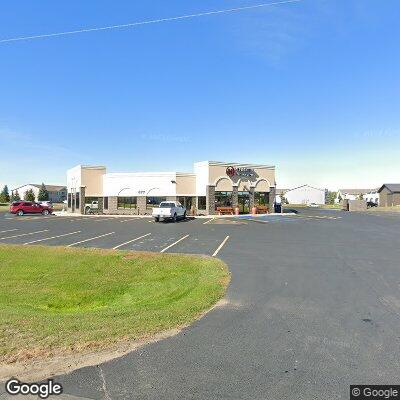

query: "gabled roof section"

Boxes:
[282, 184, 326, 193]
[377, 184, 400, 193]
[13, 184, 66, 191]
[338, 189, 377, 195]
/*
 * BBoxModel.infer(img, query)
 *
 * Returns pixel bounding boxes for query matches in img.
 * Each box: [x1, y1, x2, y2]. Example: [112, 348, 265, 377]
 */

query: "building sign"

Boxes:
[226, 166, 255, 178]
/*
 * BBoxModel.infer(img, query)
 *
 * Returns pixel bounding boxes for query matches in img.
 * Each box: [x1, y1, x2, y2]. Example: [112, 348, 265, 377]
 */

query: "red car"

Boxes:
[10, 201, 53, 216]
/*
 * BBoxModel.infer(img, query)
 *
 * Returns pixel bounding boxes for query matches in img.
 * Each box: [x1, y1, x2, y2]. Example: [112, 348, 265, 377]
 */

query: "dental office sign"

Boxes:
[226, 166, 255, 178]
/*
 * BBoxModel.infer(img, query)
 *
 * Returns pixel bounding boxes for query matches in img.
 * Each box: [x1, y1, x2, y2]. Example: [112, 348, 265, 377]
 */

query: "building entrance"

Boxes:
[238, 191, 250, 214]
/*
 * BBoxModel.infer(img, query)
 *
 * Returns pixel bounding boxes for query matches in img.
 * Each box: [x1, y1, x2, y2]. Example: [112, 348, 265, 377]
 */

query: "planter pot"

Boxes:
[234, 207, 240, 215]
[251, 206, 257, 215]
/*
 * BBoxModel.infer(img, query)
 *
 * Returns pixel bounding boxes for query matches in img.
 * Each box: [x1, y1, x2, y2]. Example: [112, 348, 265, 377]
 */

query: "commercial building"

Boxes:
[378, 184, 400, 207]
[280, 184, 326, 205]
[66, 161, 276, 215]
[11, 184, 67, 203]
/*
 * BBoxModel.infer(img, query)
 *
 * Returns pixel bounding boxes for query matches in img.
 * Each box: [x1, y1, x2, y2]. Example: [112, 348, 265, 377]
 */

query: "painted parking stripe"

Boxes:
[0, 229, 18, 234]
[203, 218, 215, 224]
[13, 216, 54, 221]
[212, 236, 230, 257]
[160, 235, 189, 253]
[23, 231, 81, 245]
[66, 232, 115, 247]
[0, 230, 49, 240]
[112, 233, 152, 250]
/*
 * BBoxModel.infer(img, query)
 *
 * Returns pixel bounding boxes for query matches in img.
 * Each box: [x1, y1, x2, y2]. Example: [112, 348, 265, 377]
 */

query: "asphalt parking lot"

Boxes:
[0, 210, 342, 256]
[1, 208, 400, 399]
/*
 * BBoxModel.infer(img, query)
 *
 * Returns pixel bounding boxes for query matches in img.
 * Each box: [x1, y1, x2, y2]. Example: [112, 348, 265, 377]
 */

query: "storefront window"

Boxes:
[198, 196, 206, 209]
[178, 197, 193, 210]
[146, 197, 166, 208]
[75, 193, 80, 209]
[118, 197, 137, 209]
[215, 191, 233, 208]
[255, 192, 269, 206]
[103, 197, 108, 210]
[67, 193, 72, 208]
[85, 197, 98, 204]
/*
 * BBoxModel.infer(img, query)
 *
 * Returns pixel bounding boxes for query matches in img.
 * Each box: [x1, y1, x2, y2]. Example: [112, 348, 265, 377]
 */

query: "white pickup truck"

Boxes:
[84, 201, 99, 214]
[152, 201, 186, 222]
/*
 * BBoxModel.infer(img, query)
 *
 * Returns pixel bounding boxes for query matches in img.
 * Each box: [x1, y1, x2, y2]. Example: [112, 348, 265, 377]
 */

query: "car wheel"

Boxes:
[173, 213, 177, 223]
[183, 211, 187, 220]
[17, 210, 24, 216]
[154, 217, 159, 222]
[42, 209, 49, 216]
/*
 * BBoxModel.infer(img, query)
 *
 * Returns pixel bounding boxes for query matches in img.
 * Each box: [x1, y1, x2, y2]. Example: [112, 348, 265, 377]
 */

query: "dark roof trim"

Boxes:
[378, 184, 400, 193]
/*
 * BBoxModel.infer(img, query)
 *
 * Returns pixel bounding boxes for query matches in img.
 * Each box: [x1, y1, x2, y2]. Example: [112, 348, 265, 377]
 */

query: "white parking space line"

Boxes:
[0, 230, 49, 240]
[13, 216, 53, 221]
[160, 235, 189, 253]
[23, 231, 81, 245]
[203, 218, 215, 224]
[112, 233, 152, 250]
[212, 236, 230, 257]
[66, 232, 115, 247]
[0, 229, 18, 234]
[80, 218, 118, 222]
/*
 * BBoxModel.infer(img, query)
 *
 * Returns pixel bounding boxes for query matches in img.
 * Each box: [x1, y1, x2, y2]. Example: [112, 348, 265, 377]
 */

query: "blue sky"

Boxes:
[0, 0, 399, 191]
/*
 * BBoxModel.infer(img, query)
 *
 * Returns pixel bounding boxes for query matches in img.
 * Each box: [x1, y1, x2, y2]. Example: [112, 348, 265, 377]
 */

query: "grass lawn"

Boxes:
[0, 245, 229, 363]
[0, 204, 9, 212]
[367, 206, 400, 213]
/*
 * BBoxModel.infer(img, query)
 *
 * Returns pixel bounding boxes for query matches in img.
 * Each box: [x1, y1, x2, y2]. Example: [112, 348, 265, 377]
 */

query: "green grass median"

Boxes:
[0, 245, 229, 363]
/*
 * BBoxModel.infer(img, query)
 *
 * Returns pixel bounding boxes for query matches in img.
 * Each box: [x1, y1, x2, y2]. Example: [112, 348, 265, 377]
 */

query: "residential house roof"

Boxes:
[12, 184, 66, 192]
[377, 184, 400, 193]
[338, 189, 377, 195]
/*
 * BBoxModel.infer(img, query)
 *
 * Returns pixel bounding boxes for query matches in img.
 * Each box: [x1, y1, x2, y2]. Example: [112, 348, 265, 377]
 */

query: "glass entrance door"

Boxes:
[238, 192, 250, 214]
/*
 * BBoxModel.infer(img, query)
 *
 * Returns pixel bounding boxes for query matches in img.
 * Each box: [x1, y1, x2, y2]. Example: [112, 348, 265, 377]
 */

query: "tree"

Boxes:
[326, 191, 337, 205]
[24, 189, 35, 202]
[0, 185, 10, 203]
[10, 190, 21, 202]
[38, 183, 49, 201]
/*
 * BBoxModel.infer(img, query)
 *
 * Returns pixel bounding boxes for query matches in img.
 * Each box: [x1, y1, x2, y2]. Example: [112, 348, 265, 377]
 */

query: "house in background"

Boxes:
[378, 184, 400, 207]
[11, 184, 67, 203]
[335, 189, 377, 204]
[363, 190, 380, 205]
[279, 185, 326, 205]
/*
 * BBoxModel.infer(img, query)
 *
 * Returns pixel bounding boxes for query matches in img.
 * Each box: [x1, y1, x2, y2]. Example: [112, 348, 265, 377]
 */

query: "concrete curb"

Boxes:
[53, 212, 292, 219]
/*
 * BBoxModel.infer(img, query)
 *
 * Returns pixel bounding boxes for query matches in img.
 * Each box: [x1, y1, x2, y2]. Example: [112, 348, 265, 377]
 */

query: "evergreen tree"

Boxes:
[0, 185, 10, 203]
[38, 183, 49, 201]
[10, 190, 21, 202]
[326, 191, 337, 205]
[24, 189, 36, 202]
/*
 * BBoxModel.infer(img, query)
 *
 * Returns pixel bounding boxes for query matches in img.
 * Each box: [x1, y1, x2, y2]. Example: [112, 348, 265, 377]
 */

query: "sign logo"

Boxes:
[226, 166, 255, 178]
[226, 166, 235, 177]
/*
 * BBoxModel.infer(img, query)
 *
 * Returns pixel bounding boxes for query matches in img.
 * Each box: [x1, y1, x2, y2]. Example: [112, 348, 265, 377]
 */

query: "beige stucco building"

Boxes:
[66, 161, 276, 215]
